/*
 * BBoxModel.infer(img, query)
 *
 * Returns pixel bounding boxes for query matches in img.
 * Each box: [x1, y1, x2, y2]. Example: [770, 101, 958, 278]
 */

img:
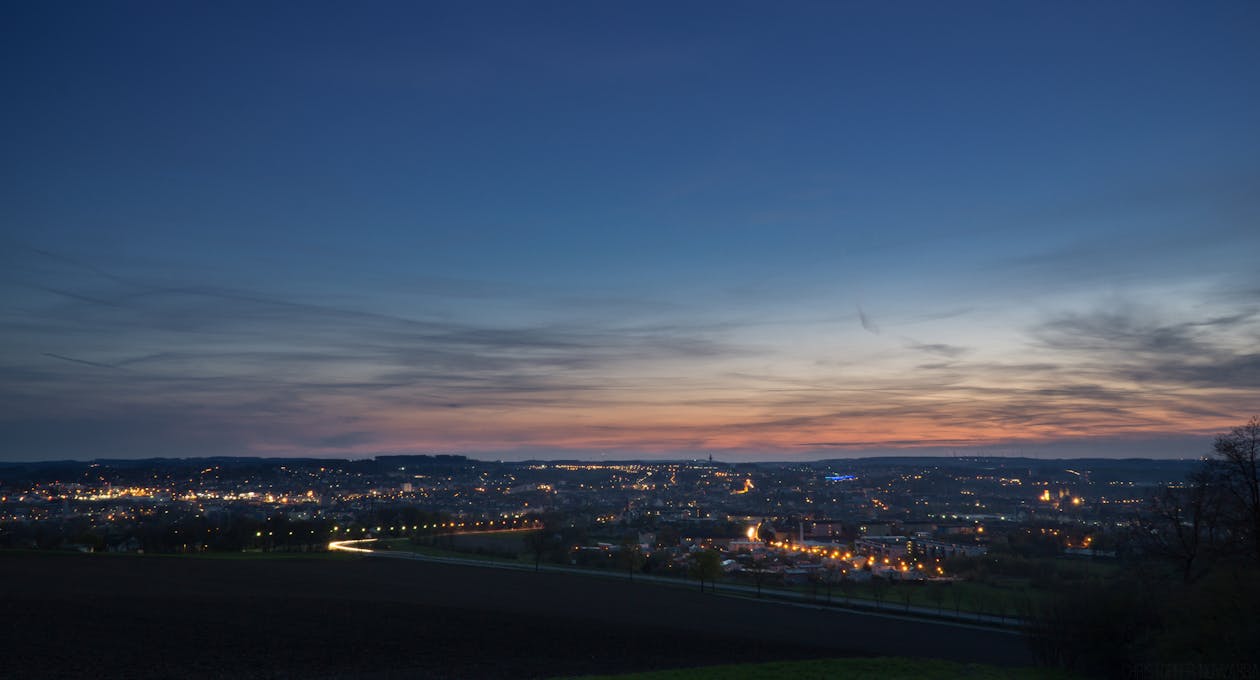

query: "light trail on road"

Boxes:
[328, 538, 378, 553]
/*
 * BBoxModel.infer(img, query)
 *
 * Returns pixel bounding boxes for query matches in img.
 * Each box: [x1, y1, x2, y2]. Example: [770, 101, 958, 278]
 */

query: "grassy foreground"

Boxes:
[565, 657, 1073, 680]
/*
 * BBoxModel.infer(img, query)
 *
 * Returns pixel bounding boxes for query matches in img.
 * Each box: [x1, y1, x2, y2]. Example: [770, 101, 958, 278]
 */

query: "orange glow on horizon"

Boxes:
[259, 401, 1238, 457]
[236, 370, 1248, 457]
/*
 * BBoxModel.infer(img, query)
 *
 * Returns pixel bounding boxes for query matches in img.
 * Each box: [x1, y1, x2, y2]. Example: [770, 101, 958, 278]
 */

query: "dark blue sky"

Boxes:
[3, 2, 1258, 460]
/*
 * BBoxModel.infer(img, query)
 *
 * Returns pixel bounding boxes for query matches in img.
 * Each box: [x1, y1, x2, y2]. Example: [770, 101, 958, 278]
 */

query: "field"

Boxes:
[1, 551, 1035, 678]
[395, 533, 1106, 620]
[782, 577, 1047, 619]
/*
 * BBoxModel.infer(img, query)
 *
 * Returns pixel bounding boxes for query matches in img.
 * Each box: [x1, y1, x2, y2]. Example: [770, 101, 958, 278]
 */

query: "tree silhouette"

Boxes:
[870, 575, 889, 609]
[838, 575, 856, 606]
[1135, 417, 1260, 580]
[822, 563, 842, 604]
[1137, 467, 1223, 584]
[898, 582, 914, 612]
[617, 534, 645, 581]
[526, 529, 559, 571]
[950, 583, 966, 616]
[1209, 416, 1260, 567]
[748, 552, 770, 597]
[926, 581, 946, 614]
[691, 549, 722, 593]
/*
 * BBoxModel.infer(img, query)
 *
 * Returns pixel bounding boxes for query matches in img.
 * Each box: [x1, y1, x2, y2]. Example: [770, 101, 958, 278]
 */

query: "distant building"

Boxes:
[858, 522, 893, 537]
[915, 539, 987, 559]
[805, 520, 853, 540]
[856, 536, 910, 559]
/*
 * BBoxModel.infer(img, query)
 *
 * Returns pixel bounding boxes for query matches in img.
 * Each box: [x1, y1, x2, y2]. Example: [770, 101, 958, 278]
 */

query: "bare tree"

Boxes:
[1210, 416, 1260, 566]
[822, 563, 842, 604]
[870, 575, 889, 609]
[926, 581, 946, 614]
[1136, 467, 1223, 584]
[691, 549, 722, 592]
[617, 534, 644, 581]
[950, 582, 966, 616]
[898, 583, 914, 612]
[748, 553, 769, 597]
[838, 575, 856, 606]
[526, 525, 563, 572]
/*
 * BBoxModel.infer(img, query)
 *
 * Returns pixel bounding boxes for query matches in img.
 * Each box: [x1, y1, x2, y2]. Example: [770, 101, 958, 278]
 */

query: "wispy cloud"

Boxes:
[0, 245, 758, 457]
[41, 353, 122, 370]
[857, 304, 879, 334]
[3, 241, 1259, 460]
[905, 341, 970, 358]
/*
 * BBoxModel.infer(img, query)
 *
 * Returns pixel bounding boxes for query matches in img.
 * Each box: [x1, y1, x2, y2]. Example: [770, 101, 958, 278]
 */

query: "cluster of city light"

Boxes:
[540, 464, 649, 473]
[327, 518, 542, 533]
[71, 487, 160, 501]
[1065, 535, 1095, 550]
[765, 540, 855, 561]
[33, 486, 336, 506]
[744, 536, 958, 578]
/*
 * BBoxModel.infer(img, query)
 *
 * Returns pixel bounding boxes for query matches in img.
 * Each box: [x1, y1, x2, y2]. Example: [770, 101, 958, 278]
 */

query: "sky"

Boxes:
[2, 1, 1258, 461]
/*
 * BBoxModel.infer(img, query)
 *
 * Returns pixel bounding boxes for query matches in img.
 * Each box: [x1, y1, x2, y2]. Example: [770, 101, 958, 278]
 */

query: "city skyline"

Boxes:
[3, 2, 1259, 461]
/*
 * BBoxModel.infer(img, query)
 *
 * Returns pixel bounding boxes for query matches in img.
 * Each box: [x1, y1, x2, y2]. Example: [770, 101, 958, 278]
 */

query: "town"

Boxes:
[0, 454, 1195, 613]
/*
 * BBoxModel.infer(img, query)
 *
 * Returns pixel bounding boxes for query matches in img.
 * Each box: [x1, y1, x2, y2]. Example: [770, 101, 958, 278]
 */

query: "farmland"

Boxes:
[1, 551, 1033, 678]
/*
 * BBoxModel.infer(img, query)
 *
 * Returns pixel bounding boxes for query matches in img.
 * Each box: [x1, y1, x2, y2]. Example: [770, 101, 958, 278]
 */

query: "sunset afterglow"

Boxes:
[3, 3, 1257, 461]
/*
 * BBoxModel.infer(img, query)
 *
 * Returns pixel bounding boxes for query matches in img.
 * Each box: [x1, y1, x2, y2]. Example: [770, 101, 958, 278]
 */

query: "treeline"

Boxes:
[1025, 417, 1260, 677]
[0, 510, 331, 553]
[0, 505, 456, 554]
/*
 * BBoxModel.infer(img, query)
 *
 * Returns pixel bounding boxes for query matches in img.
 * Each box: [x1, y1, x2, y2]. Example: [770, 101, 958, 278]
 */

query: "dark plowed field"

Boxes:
[0, 553, 1031, 678]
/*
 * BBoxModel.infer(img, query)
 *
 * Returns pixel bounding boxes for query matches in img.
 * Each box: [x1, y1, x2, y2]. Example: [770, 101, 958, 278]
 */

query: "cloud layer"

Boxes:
[3, 240, 1257, 460]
